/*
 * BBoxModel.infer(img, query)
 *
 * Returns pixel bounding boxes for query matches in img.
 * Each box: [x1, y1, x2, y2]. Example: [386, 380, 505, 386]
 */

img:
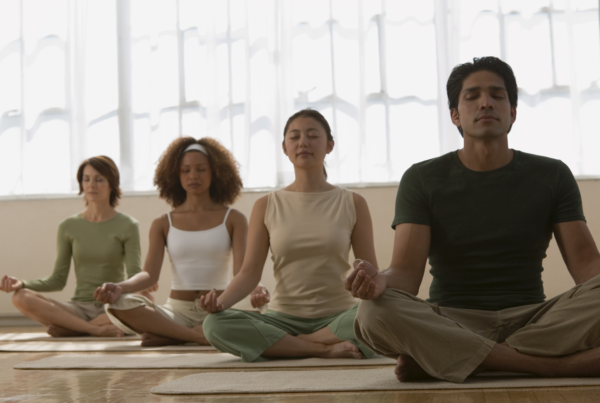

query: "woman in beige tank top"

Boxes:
[200, 109, 379, 362]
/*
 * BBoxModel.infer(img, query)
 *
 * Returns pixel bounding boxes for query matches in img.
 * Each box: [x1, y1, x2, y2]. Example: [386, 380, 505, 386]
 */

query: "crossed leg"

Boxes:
[357, 280, 600, 383]
[12, 289, 123, 337]
[108, 306, 209, 346]
[263, 326, 363, 359]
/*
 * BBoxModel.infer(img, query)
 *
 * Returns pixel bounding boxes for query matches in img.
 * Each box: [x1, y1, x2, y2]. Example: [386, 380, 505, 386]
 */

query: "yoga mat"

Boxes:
[1, 341, 215, 352]
[0, 332, 140, 342]
[150, 368, 600, 394]
[15, 353, 394, 369]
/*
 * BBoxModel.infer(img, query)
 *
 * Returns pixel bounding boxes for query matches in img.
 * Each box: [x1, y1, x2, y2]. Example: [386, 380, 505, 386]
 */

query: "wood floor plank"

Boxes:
[457, 390, 486, 403]
[534, 388, 568, 403]
[483, 390, 511, 403]
[559, 388, 598, 403]
[506, 390, 540, 403]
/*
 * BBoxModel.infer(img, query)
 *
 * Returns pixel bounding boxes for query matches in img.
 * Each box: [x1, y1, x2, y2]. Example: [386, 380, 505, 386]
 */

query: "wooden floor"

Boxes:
[2, 327, 600, 402]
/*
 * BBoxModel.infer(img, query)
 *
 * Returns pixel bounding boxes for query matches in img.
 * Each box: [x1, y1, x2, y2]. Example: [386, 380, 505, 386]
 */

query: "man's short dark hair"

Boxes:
[446, 57, 518, 136]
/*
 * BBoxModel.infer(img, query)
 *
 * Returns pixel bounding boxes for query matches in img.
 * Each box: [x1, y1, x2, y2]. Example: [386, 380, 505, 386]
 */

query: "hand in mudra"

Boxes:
[250, 285, 270, 308]
[344, 259, 386, 300]
[0, 275, 23, 293]
[199, 289, 224, 313]
[94, 283, 123, 304]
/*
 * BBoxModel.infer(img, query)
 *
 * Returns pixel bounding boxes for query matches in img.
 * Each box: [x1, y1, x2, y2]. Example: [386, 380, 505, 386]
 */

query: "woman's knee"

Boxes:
[12, 288, 36, 309]
[202, 312, 229, 343]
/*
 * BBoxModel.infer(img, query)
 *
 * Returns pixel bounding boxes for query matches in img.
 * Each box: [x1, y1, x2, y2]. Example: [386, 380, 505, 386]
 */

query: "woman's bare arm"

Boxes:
[201, 196, 270, 312]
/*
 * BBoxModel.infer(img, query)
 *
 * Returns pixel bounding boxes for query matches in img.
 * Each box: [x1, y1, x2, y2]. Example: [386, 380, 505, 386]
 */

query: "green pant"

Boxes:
[203, 304, 375, 362]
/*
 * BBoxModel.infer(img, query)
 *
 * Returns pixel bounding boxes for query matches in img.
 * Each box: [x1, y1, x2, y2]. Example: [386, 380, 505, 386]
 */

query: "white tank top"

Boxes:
[166, 209, 232, 290]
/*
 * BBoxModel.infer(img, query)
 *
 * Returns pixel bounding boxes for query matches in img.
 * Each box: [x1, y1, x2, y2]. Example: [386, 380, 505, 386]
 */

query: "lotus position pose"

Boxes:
[94, 137, 259, 347]
[346, 57, 600, 383]
[200, 109, 377, 361]
[0, 156, 144, 338]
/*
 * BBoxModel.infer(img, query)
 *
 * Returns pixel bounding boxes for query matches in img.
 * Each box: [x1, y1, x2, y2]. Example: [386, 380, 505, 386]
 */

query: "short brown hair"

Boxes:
[76, 156, 122, 207]
[154, 137, 243, 208]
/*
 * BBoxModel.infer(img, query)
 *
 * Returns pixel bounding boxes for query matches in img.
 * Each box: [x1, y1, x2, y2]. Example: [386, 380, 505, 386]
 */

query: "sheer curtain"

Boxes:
[0, 0, 599, 197]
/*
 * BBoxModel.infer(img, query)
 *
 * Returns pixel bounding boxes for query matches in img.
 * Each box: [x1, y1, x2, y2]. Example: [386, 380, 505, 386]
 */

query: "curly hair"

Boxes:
[154, 137, 243, 207]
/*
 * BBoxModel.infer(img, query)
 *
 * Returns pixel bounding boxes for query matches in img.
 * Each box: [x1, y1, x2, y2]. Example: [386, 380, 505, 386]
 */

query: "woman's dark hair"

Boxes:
[282, 109, 334, 179]
[446, 56, 518, 136]
[154, 137, 243, 208]
[76, 156, 122, 207]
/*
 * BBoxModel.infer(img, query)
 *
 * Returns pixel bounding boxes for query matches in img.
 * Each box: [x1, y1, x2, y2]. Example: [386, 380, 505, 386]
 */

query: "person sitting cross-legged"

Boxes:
[200, 109, 377, 361]
[346, 56, 600, 384]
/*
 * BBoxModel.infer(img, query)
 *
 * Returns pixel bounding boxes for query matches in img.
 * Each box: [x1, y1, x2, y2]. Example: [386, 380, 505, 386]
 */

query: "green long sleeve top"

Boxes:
[22, 213, 142, 302]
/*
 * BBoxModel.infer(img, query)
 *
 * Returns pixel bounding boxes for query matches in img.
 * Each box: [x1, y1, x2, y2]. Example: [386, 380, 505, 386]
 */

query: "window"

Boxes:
[1, 0, 598, 197]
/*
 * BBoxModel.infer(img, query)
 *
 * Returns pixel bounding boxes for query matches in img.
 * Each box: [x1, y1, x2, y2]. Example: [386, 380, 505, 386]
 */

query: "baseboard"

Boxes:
[0, 314, 39, 327]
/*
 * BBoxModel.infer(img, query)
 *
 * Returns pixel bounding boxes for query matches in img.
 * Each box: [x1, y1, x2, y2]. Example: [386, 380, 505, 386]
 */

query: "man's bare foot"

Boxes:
[322, 341, 364, 359]
[93, 324, 125, 338]
[395, 354, 433, 382]
[141, 332, 185, 347]
[46, 325, 86, 338]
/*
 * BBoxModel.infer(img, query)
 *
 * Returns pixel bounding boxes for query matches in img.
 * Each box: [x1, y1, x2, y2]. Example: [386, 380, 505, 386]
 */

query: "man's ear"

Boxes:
[450, 108, 461, 128]
[326, 140, 335, 154]
[510, 106, 517, 125]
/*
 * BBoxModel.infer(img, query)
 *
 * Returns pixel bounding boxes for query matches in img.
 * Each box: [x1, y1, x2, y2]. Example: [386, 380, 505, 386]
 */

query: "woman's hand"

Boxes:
[199, 289, 224, 313]
[0, 276, 23, 293]
[250, 285, 270, 308]
[94, 283, 123, 304]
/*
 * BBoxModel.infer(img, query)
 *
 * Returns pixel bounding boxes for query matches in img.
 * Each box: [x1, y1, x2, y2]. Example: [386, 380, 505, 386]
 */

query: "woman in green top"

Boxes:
[0, 156, 150, 337]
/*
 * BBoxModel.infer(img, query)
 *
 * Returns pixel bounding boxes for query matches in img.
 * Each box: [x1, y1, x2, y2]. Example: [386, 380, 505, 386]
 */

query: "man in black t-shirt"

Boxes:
[345, 57, 600, 383]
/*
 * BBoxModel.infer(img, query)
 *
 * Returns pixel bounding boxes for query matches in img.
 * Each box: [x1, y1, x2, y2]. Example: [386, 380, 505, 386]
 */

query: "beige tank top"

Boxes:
[265, 187, 358, 318]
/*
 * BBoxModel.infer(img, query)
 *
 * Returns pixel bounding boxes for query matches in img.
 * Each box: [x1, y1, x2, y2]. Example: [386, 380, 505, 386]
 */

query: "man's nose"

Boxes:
[479, 93, 495, 109]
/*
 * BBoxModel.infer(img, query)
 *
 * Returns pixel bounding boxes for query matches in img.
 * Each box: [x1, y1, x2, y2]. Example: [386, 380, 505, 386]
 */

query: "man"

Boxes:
[345, 57, 600, 383]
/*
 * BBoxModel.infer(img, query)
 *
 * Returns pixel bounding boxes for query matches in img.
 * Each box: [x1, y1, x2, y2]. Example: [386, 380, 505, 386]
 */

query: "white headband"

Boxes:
[184, 143, 208, 155]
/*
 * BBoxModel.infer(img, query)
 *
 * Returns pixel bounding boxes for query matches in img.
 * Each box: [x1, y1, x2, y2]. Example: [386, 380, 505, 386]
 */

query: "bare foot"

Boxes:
[93, 324, 125, 338]
[46, 325, 86, 338]
[394, 354, 433, 382]
[141, 332, 185, 347]
[297, 331, 340, 345]
[322, 341, 364, 359]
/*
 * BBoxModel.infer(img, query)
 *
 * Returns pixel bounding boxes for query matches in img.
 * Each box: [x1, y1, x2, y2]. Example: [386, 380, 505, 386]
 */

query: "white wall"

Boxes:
[0, 180, 599, 314]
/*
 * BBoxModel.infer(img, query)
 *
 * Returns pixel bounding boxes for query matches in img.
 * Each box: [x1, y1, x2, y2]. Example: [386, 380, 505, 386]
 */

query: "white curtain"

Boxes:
[0, 0, 599, 197]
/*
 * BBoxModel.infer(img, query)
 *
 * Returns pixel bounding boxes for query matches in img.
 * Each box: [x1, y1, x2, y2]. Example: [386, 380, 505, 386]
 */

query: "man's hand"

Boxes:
[199, 289, 224, 313]
[344, 259, 387, 300]
[0, 275, 23, 293]
[250, 285, 270, 308]
[94, 283, 123, 304]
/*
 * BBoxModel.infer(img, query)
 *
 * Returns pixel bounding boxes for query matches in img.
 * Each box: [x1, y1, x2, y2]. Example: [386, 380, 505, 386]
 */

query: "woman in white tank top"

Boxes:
[94, 137, 267, 346]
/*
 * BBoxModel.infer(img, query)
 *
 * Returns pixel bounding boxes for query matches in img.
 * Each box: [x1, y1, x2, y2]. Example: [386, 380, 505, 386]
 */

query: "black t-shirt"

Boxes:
[393, 150, 585, 311]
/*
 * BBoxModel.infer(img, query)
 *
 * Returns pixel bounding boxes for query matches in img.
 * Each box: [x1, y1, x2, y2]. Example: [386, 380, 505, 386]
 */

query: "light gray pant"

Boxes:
[354, 274, 600, 383]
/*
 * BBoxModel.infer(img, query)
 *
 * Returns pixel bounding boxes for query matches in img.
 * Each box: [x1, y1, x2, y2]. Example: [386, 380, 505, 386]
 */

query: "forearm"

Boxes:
[381, 267, 423, 296]
[22, 272, 67, 292]
[116, 271, 157, 294]
[218, 269, 262, 309]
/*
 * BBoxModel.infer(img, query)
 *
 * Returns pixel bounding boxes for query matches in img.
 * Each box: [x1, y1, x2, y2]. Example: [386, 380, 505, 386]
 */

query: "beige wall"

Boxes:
[0, 180, 599, 315]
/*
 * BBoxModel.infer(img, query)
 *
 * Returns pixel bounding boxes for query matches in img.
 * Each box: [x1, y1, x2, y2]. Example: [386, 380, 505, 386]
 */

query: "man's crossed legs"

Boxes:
[355, 275, 600, 383]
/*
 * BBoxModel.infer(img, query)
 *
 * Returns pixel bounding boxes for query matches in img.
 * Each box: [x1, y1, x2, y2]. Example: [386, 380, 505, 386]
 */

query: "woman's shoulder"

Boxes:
[57, 214, 84, 232]
[110, 212, 140, 230]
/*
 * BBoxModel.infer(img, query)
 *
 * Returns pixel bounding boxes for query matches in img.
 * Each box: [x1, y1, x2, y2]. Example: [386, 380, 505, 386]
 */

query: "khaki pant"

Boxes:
[106, 294, 209, 335]
[56, 300, 105, 321]
[354, 274, 600, 383]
